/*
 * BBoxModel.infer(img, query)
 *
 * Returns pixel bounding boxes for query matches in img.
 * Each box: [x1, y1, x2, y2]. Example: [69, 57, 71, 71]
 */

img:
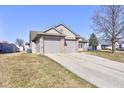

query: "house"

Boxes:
[19, 46, 24, 51]
[97, 39, 119, 50]
[117, 41, 124, 50]
[24, 42, 30, 51]
[0, 41, 20, 53]
[97, 40, 112, 50]
[30, 24, 88, 54]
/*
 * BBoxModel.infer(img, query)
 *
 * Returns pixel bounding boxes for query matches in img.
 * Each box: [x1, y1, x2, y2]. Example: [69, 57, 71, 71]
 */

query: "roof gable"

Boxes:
[55, 24, 78, 38]
[43, 28, 62, 35]
[30, 24, 87, 41]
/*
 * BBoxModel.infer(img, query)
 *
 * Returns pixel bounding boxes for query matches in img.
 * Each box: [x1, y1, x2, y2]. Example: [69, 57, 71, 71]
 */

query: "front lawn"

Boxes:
[85, 51, 124, 63]
[0, 53, 95, 88]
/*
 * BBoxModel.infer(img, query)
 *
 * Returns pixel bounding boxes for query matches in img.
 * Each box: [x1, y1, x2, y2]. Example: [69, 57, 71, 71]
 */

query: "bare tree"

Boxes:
[92, 5, 124, 53]
[16, 38, 24, 47]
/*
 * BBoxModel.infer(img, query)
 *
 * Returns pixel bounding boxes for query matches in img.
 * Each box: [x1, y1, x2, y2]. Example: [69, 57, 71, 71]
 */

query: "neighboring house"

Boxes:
[98, 40, 112, 50]
[97, 40, 119, 50]
[117, 41, 124, 50]
[18, 46, 24, 51]
[0, 41, 20, 53]
[30, 24, 88, 54]
[24, 42, 30, 51]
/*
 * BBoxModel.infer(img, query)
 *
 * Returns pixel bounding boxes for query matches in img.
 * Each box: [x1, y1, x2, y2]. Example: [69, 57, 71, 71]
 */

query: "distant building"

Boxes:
[117, 41, 124, 50]
[97, 39, 119, 50]
[24, 42, 30, 51]
[0, 41, 20, 53]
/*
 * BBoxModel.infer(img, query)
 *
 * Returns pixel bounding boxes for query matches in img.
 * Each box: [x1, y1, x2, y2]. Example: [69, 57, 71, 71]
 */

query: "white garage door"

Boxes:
[65, 40, 77, 53]
[44, 37, 61, 54]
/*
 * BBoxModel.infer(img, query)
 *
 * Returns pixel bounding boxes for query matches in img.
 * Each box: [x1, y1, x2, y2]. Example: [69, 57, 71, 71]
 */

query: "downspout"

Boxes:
[43, 37, 44, 55]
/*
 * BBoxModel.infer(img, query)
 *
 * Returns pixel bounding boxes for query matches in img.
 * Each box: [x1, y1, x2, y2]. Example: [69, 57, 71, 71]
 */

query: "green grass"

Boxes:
[85, 51, 124, 63]
[0, 52, 95, 88]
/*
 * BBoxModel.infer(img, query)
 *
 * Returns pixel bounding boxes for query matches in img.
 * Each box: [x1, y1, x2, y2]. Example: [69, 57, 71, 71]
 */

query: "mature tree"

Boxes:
[89, 33, 98, 50]
[92, 5, 124, 53]
[16, 38, 24, 46]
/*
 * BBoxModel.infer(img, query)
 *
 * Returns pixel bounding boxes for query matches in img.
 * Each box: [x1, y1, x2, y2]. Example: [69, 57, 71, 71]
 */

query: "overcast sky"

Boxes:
[0, 5, 97, 42]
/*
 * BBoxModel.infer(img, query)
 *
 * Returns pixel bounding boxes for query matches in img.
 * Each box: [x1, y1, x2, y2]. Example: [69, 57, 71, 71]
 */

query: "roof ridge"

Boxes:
[53, 28, 63, 34]
[43, 27, 62, 35]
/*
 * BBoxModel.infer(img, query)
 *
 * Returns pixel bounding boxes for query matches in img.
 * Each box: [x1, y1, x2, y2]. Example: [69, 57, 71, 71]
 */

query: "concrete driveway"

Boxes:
[46, 53, 124, 88]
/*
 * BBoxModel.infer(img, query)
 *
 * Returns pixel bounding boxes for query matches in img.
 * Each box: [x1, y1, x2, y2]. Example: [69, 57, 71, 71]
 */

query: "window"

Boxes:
[78, 42, 83, 48]
[64, 40, 67, 46]
[119, 44, 122, 48]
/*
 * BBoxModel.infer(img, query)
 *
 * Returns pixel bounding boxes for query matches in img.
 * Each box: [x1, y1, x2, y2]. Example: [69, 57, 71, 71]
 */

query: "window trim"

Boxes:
[78, 42, 83, 48]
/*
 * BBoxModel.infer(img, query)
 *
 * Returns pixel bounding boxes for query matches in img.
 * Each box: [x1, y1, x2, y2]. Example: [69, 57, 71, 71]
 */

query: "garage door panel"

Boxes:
[44, 37, 61, 54]
[65, 40, 77, 53]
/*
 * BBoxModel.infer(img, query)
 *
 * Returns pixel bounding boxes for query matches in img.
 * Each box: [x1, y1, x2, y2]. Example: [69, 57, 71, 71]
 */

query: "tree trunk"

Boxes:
[112, 42, 116, 53]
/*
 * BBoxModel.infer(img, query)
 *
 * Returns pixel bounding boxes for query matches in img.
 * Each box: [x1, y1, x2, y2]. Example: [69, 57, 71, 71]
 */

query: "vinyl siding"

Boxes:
[55, 25, 76, 39]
